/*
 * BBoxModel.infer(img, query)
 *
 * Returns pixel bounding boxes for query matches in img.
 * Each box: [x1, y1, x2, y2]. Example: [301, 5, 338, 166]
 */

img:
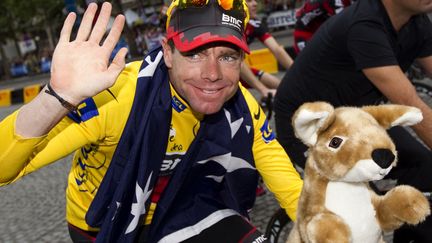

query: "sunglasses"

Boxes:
[179, 0, 244, 10]
[166, 0, 250, 29]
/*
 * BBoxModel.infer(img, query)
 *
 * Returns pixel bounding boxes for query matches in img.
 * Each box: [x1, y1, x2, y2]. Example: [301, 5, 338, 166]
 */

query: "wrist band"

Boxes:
[44, 84, 78, 112]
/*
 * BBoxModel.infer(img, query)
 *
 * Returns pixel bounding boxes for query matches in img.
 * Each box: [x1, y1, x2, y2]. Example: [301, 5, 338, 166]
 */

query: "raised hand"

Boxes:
[50, 2, 127, 105]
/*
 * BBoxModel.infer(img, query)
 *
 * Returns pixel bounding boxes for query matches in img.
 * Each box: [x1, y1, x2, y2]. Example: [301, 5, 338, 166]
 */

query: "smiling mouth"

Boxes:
[202, 89, 218, 94]
[198, 87, 223, 95]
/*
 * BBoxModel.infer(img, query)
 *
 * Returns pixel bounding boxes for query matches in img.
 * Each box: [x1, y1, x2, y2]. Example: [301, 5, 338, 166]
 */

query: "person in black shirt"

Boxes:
[274, 0, 432, 242]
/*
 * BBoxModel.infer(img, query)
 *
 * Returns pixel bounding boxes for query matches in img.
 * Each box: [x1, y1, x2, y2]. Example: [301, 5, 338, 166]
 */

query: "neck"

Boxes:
[381, 0, 414, 31]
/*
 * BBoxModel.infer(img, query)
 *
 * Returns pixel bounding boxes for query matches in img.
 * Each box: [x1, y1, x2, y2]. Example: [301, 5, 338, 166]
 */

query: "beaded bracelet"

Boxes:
[44, 84, 78, 112]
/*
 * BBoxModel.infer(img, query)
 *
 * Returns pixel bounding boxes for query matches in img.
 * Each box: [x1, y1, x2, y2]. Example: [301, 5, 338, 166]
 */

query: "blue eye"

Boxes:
[223, 56, 234, 61]
[221, 54, 240, 63]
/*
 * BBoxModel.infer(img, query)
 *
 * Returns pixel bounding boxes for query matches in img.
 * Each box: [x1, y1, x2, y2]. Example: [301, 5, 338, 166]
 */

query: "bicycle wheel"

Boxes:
[264, 208, 293, 243]
[413, 81, 432, 108]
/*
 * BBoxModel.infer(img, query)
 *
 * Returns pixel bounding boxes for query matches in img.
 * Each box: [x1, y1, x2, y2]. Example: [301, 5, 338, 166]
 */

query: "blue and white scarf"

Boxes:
[86, 47, 258, 242]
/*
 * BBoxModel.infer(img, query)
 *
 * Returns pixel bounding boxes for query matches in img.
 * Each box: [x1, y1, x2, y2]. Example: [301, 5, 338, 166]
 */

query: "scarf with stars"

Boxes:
[86, 46, 258, 242]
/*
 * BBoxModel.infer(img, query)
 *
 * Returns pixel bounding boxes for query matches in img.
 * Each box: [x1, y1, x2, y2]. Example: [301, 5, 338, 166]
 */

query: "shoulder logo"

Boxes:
[260, 119, 275, 143]
[222, 13, 242, 30]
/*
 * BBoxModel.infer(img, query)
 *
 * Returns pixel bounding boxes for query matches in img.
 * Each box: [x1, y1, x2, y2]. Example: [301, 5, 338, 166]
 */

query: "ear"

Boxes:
[161, 37, 173, 68]
[362, 104, 423, 128]
[292, 102, 335, 147]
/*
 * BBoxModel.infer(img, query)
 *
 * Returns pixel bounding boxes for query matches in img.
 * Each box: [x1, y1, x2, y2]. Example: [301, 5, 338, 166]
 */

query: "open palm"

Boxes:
[50, 2, 127, 105]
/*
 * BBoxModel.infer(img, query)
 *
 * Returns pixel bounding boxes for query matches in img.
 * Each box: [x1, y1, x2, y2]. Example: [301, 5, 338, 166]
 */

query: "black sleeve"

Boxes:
[417, 15, 432, 58]
[347, 20, 398, 70]
[255, 19, 270, 38]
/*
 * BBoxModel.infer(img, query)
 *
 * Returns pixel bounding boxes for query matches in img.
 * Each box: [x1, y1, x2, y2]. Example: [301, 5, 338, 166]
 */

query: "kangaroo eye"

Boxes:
[329, 137, 343, 149]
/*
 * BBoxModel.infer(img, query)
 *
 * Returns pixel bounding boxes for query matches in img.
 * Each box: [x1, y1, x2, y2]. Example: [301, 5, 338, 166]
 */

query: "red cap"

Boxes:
[166, 0, 250, 53]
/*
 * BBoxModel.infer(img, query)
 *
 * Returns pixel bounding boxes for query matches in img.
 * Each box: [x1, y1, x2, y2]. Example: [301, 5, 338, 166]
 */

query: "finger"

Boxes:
[106, 47, 128, 84]
[75, 2, 98, 41]
[59, 13, 77, 43]
[102, 15, 125, 53]
[89, 2, 112, 44]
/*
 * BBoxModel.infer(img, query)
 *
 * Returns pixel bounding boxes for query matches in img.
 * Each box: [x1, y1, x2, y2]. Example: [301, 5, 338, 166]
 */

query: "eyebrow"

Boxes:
[180, 48, 241, 58]
[180, 42, 241, 56]
[220, 49, 241, 56]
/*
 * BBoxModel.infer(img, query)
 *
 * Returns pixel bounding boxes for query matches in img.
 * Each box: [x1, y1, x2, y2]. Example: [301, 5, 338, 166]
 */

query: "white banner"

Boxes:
[18, 39, 37, 55]
[266, 10, 297, 28]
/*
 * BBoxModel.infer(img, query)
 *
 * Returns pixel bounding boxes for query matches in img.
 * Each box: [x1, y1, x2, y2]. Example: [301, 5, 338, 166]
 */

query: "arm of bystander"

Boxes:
[263, 36, 293, 70]
[363, 65, 432, 150]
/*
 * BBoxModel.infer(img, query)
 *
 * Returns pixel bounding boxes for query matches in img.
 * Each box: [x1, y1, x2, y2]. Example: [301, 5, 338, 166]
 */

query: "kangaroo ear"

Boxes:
[292, 102, 335, 147]
[362, 104, 423, 128]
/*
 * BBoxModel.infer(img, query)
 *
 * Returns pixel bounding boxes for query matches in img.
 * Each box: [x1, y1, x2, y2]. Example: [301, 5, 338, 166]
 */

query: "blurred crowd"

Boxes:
[9, 48, 53, 78]
[132, 14, 165, 56]
[4, 0, 301, 80]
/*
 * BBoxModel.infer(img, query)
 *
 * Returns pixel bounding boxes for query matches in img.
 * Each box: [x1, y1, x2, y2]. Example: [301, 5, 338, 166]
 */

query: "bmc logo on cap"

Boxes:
[222, 13, 242, 30]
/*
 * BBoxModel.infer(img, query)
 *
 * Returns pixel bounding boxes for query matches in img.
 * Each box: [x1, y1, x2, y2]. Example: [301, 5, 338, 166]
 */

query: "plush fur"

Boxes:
[287, 102, 430, 243]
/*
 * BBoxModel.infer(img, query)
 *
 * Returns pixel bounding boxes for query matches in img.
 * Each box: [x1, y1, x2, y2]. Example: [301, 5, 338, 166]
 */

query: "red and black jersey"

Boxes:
[293, 0, 355, 53]
[245, 19, 272, 45]
[241, 19, 273, 87]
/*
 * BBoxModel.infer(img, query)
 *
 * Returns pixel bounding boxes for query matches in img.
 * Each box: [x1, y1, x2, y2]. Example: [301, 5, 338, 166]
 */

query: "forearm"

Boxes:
[384, 80, 432, 149]
[243, 86, 303, 221]
[256, 147, 303, 221]
[417, 56, 432, 79]
[409, 98, 432, 150]
[264, 37, 293, 70]
[16, 85, 71, 138]
[0, 111, 48, 183]
[240, 62, 269, 96]
[0, 103, 94, 184]
[364, 65, 432, 150]
[254, 138, 303, 221]
[412, 58, 432, 148]
[273, 46, 294, 70]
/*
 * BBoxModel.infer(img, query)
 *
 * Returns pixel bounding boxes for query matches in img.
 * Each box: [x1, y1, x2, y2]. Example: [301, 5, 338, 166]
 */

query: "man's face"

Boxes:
[246, 0, 258, 19]
[162, 38, 243, 115]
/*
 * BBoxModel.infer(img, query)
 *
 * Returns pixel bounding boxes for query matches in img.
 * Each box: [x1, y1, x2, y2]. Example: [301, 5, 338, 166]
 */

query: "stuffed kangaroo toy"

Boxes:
[287, 102, 430, 243]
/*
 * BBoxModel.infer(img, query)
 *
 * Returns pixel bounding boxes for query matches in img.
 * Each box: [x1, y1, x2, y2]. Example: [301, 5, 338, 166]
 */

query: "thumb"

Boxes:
[106, 47, 128, 85]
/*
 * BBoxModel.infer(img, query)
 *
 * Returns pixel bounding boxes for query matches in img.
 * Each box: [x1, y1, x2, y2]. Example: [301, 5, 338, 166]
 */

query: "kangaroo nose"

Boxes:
[372, 149, 395, 169]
